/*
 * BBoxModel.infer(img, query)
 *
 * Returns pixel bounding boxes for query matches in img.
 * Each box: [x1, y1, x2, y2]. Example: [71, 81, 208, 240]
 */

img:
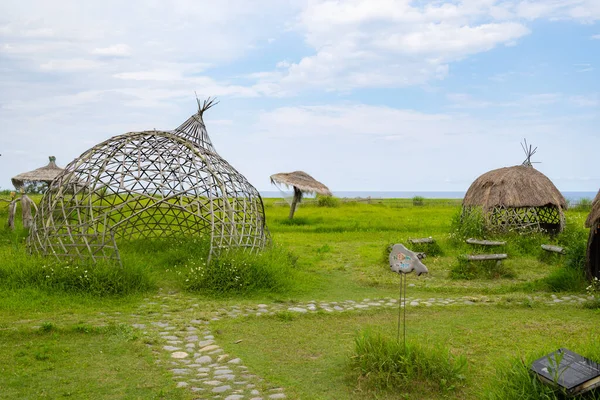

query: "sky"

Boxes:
[1, 0, 599, 193]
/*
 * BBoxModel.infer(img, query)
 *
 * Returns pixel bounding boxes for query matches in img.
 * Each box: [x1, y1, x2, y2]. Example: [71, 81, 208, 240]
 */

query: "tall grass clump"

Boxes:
[449, 207, 486, 244]
[534, 223, 589, 292]
[412, 196, 425, 206]
[0, 251, 153, 296]
[450, 255, 516, 280]
[183, 245, 297, 294]
[349, 330, 466, 396]
[485, 343, 600, 400]
[317, 195, 340, 208]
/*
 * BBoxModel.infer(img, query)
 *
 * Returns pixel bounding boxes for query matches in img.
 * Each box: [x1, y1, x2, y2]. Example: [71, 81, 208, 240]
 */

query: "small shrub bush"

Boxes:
[183, 245, 296, 294]
[350, 330, 466, 395]
[317, 195, 340, 207]
[485, 345, 600, 400]
[450, 255, 516, 280]
[0, 254, 153, 296]
[558, 223, 588, 271]
[279, 217, 311, 226]
[449, 207, 486, 243]
[542, 266, 587, 292]
[412, 196, 425, 206]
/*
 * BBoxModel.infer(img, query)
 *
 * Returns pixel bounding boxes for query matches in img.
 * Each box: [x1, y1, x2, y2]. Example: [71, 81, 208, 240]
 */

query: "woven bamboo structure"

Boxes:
[29, 100, 269, 263]
[462, 164, 566, 233]
[585, 190, 600, 279]
[270, 171, 332, 219]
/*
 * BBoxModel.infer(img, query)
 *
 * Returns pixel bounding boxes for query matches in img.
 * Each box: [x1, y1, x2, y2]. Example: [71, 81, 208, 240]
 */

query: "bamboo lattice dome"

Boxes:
[29, 102, 269, 263]
[462, 164, 566, 233]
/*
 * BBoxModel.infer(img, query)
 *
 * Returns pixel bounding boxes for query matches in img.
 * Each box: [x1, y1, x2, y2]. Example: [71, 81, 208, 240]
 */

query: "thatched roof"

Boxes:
[463, 165, 566, 210]
[585, 190, 600, 228]
[270, 171, 332, 196]
[11, 156, 63, 189]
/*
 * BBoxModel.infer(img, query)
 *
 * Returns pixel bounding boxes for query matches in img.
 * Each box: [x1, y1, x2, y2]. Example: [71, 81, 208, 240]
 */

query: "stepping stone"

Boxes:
[171, 369, 190, 375]
[172, 352, 188, 359]
[163, 346, 180, 351]
[269, 395, 286, 399]
[214, 369, 234, 375]
[213, 385, 232, 393]
[204, 380, 222, 386]
[228, 358, 241, 364]
[176, 382, 188, 388]
[195, 356, 212, 364]
[288, 307, 307, 313]
[199, 345, 220, 352]
[198, 340, 214, 347]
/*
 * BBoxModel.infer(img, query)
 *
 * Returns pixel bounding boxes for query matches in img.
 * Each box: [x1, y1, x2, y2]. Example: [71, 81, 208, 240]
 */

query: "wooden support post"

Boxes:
[288, 187, 303, 219]
[7, 200, 17, 230]
[21, 194, 33, 229]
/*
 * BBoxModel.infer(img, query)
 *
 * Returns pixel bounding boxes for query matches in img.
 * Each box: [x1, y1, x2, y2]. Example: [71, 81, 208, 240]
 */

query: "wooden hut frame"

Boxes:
[462, 144, 566, 233]
[28, 102, 269, 263]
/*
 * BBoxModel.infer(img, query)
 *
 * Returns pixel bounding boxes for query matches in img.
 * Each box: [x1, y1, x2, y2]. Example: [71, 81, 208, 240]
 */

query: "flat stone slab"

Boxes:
[171, 351, 188, 359]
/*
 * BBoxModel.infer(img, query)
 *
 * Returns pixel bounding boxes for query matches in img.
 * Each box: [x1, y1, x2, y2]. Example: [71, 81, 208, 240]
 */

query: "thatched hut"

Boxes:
[11, 156, 63, 191]
[585, 190, 600, 279]
[29, 100, 269, 264]
[270, 171, 332, 219]
[462, 164, 566, 233]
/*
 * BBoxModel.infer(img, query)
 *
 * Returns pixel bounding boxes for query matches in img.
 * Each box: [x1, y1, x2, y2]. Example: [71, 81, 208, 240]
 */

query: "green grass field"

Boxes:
[0, 195, 598, 399]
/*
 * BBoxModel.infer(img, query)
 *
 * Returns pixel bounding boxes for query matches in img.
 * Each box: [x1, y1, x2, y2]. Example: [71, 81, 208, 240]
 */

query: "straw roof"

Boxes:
[585, 190, 600, 228]
[463, 165, 566, 210]
[270, 171, 332, 196]
[11, 156, 63, 189]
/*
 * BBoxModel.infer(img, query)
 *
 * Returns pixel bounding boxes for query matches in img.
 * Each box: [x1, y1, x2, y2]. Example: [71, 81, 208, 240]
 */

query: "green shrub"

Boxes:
[541, 267, 587, 292]
[572, 198, 593, 212]
[412, 196, 425, 206]
[485, 345, 600, 400]
[350, 330, 466, 395]
[279, 217, 311, 226]
[449, 207, 486, 243]
[410, 240, 443, 257]
[450, 255, 516, 280]
[557, 223, 588, 271]
[183, 245, 296, 294]
[317, 195, 340, 207]
[0, 254, 153, 296]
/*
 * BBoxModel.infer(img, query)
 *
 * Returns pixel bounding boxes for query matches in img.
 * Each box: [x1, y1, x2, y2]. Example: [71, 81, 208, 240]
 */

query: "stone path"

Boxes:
[128, 291, 594, 399]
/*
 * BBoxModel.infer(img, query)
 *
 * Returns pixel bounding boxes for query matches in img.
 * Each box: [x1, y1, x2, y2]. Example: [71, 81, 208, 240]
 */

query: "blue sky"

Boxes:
[1, 0, 599, 193]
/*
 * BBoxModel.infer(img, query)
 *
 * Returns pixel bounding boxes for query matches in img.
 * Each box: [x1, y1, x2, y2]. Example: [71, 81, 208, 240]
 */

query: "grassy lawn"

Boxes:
[0, 195, 597, 399]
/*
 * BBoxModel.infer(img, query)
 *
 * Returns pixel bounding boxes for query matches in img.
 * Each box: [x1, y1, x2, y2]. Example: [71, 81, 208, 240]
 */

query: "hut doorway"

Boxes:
[588, 224, 600, 280]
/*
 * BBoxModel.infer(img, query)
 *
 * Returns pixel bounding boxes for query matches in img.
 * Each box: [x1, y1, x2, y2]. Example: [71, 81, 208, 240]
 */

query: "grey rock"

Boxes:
[213, 385, 232, 393]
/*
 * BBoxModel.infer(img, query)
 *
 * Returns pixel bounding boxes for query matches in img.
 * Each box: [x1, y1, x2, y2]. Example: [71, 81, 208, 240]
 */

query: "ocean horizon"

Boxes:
[259, 190, 597, 202]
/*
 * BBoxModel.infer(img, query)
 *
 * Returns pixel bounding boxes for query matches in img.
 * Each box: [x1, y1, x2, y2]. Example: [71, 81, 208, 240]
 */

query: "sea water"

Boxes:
[260, 190, 597, 202]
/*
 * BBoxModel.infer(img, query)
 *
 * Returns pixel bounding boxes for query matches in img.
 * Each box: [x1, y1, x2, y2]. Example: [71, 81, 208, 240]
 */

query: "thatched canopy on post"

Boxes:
[270, 171, 332, 219]
[462, 164, 566, 233]
[29, 100, 269, 264]
[585, 190, 600, 280]
[11, 156, 63, 190]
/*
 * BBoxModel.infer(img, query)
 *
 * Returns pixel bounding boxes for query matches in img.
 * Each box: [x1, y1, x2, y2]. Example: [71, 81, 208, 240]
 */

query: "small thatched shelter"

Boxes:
[29, 100, 269, 264]
[585, 190, 600, 280]
[11, 156, 63, 190]
[462, 164, 566, 233]
[270, 171, 332, 219]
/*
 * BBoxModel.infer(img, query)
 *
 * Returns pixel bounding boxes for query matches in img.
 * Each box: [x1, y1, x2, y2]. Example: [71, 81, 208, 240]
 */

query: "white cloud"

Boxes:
[40, 58, 102, 71]
[592, 34, 600, 39]
[255, 1, 531, 92]
[92, 44, 131, 57]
